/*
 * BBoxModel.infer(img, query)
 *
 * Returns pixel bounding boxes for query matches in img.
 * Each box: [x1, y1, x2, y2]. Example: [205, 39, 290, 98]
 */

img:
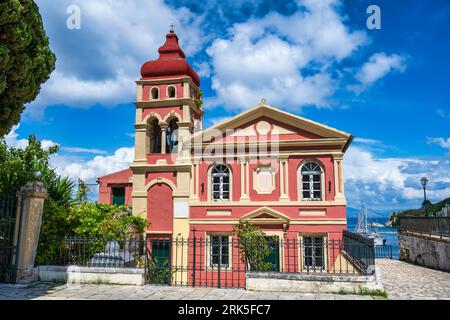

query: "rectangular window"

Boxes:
[210, 235, 229, 267]
[112, 187, 125, 205]
[303, 236, 324, 269]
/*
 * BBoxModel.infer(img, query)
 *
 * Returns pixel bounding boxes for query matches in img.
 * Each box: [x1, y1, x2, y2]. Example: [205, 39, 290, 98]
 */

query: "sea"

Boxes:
[346, 217, 399, 259]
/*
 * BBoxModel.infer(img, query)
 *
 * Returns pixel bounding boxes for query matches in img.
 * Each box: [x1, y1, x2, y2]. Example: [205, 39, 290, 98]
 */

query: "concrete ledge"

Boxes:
[246, 272, 382, 293]
[38, 265, 146, 286]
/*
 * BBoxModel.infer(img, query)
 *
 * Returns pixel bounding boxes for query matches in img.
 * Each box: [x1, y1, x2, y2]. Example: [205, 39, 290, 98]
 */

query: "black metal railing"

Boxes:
[375, 245, 393, 259]
[36, 236, 146, 268]
[37, 232, 376, 288]
[0, 196, 19, 283]
[342, 230, 375, 274]
[398, 217, 450, 237]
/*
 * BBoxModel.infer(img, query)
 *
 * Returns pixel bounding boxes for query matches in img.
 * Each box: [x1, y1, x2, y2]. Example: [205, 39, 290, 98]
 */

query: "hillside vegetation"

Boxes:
[388, 197, 450, 226]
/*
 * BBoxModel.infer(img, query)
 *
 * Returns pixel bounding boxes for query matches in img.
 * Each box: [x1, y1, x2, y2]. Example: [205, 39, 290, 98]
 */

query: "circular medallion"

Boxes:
[255, 121, 271, 135]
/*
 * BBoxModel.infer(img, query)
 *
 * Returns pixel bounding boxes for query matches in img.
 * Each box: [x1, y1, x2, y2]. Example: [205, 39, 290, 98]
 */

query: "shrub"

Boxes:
[233, 222, 272, 272]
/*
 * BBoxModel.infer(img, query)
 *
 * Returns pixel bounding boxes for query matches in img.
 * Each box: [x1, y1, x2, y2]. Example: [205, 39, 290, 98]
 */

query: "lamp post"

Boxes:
[420, 177, 428, 214]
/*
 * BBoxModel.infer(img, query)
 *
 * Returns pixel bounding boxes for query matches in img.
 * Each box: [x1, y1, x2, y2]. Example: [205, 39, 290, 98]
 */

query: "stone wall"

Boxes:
[38, 265, 146, 286]
[246, 272, 383, 293]
[399, 231, 450, 271]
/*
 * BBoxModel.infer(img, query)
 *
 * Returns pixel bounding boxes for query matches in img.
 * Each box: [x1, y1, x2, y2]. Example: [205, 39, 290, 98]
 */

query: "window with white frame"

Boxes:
[302, 236, 324, 269]
[301, 162, 322, 200]
[211, 165, 230, 201]
[210, 235, 229, 267]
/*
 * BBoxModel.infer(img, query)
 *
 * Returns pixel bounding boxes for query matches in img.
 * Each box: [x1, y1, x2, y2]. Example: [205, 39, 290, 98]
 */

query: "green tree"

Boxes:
[233, 222, 271, 272]
[0, 0, 56, 137]
[0, 135, 74, 204]
[75, 180, 90, 203]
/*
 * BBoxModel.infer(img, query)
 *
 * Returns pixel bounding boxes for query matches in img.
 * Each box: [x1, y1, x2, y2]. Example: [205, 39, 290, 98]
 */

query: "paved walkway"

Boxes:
[0, 282, 376, 300]
[0, 259, 448, 300]
[376, 259, 450, 300]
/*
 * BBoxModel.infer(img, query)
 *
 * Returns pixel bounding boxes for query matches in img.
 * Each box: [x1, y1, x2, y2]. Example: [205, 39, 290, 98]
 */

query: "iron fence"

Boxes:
[342, 230, 375, 274]
[375, 245, 393, 259]
[36, 236, 146, 268]
[37, 231, 375, 288]
[0, 196, 19, 283]
[398, 217, 450, 237]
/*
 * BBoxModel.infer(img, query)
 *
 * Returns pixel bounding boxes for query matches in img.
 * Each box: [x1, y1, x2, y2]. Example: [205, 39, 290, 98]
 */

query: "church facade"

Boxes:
[98, 30, 353, 275]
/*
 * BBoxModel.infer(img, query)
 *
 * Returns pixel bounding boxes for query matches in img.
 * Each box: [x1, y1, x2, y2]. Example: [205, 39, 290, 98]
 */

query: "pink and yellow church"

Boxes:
[98, 30, 353, 269]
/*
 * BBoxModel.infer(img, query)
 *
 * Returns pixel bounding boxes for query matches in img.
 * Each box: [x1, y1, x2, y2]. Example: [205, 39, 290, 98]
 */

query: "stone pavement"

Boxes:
[0, 259, 448, 300]
[0, 282, 376, 300]
[376, 258, 450, 300]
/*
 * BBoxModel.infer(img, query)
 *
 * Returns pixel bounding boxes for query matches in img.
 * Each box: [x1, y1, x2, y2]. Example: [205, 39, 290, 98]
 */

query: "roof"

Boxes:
[140, 31, 200, 86]
[191, 102, 353, 150]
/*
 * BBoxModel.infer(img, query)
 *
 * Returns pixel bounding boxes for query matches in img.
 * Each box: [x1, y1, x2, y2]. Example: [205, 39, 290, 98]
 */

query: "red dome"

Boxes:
[140, 32, 200, 86]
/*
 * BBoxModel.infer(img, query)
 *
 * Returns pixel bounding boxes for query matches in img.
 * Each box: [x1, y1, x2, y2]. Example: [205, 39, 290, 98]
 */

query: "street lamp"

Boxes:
[420, 177, 428, 213]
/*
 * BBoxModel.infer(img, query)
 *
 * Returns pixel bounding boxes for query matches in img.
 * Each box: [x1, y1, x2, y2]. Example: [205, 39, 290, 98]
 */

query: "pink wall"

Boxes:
[194, 153, 336, 203]
[98, 169, 133, 205]
[190, 205, 346, 221]
[142, 106, 183, 123]
[197, 161, 241, 202]
[142, 82, 184, 101]
[147, 183, 173, 232]
[288, 155, 335, 201]
[145, 171, 177, 186]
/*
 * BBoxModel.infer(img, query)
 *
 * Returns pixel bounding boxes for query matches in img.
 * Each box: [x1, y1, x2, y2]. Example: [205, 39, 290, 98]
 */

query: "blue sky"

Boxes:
[5, 0, 450, 213]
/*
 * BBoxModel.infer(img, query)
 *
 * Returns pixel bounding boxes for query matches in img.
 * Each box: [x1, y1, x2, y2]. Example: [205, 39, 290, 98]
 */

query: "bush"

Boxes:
[36, 201, 149, 265]
[233, 222, 272, 272]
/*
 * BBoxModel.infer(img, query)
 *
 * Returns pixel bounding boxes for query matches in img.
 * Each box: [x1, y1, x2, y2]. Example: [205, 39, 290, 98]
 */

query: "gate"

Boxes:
[0, 196, 20, 283]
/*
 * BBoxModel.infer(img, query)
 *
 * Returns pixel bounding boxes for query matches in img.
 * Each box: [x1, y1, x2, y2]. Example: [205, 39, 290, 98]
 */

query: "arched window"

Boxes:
[166, 118, 179, 153]
[149, 119, 162, 153]
[211, 165, 230, 201]
[167, 86, 176, 98]
[301, 162, 322, 200]
[151, 87, 159, 100]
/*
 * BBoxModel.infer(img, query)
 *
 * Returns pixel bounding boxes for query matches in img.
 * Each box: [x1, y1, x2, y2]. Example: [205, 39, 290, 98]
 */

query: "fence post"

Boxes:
[14, 181, 48, 283]
[192, 228, 196, 288]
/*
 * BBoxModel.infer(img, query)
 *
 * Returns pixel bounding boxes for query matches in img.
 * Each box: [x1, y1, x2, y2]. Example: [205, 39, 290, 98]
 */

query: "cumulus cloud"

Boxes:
[54, 147, 134, 182]
[350, 52, 407, 93]
[344, 145, 450, 210]
[28, 0, 205, 118]
[5, 125, 58, 150]
[5, 126, 131, 184]
[205, 0, 367, 111]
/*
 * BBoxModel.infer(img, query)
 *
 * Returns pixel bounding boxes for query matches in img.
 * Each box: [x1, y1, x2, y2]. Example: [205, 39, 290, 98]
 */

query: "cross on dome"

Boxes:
[169, 23, 175, 33]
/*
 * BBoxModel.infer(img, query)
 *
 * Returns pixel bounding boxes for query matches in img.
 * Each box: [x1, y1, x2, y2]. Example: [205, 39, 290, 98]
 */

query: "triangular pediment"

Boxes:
[193, 103, 352, 143]
[240, 207, 290, 225]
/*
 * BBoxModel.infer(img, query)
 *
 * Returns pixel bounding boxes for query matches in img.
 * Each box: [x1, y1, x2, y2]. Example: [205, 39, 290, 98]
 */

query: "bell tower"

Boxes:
[133, 28, 203, 165]
[131, 29, 202, 225]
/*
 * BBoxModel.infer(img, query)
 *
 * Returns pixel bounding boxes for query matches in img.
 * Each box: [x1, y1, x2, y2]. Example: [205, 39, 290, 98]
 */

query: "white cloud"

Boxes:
[28, 0, 205, 118]
[4, 126, 130, 183]
[205, 0, 367, 111]
[427, 137, 450, 153]
[60, 147, 107, 155]
[5, 125, 58, 150]
[436, 108, 450, 119]
[195, 61, 212, 78]
[351, 52, 407, 93]
[53, 147, 134, 182]
[353, 137, 382, 145]
[344, 145, 450, 210]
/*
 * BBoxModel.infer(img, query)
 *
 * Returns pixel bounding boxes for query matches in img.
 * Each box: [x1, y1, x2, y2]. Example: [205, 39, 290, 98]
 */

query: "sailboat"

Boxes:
[354, 204, 385, 246]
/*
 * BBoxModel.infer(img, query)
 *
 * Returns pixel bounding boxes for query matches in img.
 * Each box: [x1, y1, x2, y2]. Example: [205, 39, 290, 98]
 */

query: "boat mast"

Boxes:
[355, 203, 369, 234]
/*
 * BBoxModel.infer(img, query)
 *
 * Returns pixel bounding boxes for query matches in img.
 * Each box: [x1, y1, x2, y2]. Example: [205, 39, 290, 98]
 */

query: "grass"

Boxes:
[338, 287, 388, 298]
